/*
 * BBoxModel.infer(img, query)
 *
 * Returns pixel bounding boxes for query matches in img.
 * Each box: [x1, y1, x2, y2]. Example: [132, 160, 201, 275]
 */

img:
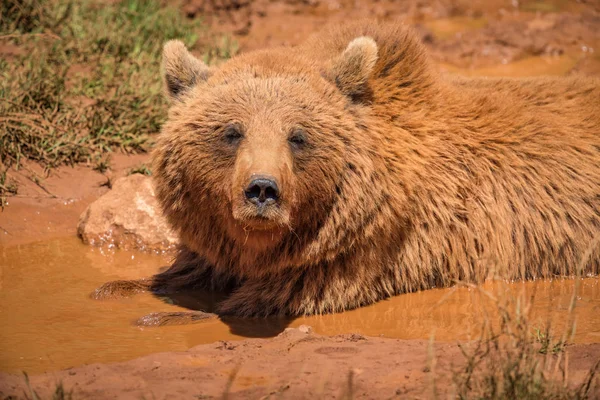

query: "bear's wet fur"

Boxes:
[98, 20, 600, 317]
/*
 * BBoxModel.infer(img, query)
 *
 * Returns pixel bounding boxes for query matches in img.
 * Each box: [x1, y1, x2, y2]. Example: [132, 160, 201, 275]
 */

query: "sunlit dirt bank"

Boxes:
[0, 329, 598, 399]
[1, 0, 600, 398]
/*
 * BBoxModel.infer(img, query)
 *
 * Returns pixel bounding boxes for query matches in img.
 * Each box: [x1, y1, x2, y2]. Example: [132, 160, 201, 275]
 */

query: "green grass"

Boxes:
[128, 163, 152, 176]
[533, 326, 566, 355]
[0, 0, 237, 203]
[0, 168, 18, 208]
[450, 286, 599, 400]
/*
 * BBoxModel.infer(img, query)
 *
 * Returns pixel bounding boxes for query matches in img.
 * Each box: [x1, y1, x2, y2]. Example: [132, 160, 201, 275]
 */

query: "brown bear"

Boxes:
[95, 20, 600, 318]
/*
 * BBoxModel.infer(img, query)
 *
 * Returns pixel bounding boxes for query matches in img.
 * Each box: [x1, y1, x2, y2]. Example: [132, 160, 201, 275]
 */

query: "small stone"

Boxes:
[298, 325, 313, 334]
[77, 174, 178, 252]
[347, 333, 367, 341]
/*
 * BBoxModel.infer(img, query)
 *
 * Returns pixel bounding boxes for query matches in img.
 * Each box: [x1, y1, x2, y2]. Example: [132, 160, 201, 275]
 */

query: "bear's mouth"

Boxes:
[231, 201, 290, 232]
[236, 208, 286, 230]
[226, 208, 289, 249]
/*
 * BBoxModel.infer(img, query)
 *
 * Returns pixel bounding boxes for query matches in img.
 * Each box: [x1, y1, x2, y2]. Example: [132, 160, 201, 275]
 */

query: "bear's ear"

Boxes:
[329, 36, 378, 100]
[162, 40, 211, 102]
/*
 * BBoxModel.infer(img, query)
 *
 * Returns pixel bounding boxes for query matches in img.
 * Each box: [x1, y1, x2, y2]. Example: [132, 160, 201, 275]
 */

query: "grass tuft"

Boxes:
[0, 0, 236, 202]
[21, 372, 73, 400]
[128, 163, 152, 176]
[533, 326, 566, 355]
[0, 167, 18, 209]
[0, 0, 63, 35]
[450, 286, 598, 399]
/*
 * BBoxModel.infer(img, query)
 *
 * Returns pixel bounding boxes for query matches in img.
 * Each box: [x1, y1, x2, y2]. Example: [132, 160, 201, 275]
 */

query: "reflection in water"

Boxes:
[161, 290, 294, 338]
[1, 237, 599, 374]
[293, 278, 600, 342]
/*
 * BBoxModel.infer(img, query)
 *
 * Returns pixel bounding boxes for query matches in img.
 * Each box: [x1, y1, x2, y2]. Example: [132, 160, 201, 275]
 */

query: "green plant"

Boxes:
[23, 372, 73, 400]
[128, 163, 152, 176]
[0, 167, 18, 209]
[0, 0, 237, 174]
[533, 326, 566, 355]
[93, 155, 111, 173]
[450, 286, 598, 400]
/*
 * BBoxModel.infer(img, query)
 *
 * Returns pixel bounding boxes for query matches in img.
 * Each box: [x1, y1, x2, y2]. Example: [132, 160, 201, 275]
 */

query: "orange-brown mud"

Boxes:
[0, 330, 598, 399]
[1, 0, 600, 398]
[1, 237, 599, 376]
[0, 154, 149, 247]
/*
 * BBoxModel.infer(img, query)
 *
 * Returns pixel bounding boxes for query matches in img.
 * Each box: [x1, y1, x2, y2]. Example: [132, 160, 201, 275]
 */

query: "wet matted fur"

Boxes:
[96, 20, 600, 317]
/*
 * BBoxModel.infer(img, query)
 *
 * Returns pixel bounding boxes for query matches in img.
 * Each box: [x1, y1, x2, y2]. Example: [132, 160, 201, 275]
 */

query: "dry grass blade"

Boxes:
[221, 364, 242, 400]
[0, 0, 238, 205]
[450, 239, 600, 399]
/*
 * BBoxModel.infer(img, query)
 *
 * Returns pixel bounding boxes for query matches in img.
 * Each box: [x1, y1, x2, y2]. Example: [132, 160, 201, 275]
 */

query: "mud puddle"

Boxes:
[440, 54, 580, 77]
[0, 238, 239, 374]
[424, 16, 488, 41]
[1, 237, 599, 374]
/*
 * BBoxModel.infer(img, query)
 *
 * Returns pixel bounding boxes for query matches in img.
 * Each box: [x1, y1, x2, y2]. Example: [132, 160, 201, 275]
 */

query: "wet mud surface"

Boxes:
[0, 154, 149, 247]
[0, 237, 599, 376]
[1, 328, 600, 399]
[191, 0, 600, 74]
[0, 329, 600, 399]
[1, 0, 600, 398]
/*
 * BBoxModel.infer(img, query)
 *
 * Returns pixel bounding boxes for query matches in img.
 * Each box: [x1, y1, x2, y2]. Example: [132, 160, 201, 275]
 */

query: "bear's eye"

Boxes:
[222, 124, 243, 145]
[288, 129, 307, 150]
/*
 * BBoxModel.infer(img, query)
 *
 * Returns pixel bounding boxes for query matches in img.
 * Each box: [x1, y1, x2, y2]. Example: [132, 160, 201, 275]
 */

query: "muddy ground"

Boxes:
[0, 328, 598, 399]
[1, 0, 600, 398]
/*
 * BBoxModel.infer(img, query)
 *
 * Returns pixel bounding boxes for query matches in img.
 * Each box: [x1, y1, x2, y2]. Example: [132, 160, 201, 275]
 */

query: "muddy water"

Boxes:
[425, 16, 488, 41]
[441, 55, 580, 78]
[1, 237, 599, 374]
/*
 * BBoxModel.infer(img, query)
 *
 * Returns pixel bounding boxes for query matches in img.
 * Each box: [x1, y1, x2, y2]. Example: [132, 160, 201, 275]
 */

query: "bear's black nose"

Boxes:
[245, 177, 280, 206]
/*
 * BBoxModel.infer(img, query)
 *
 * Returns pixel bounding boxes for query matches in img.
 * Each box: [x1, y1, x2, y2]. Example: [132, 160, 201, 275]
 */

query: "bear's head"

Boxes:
[153, 37, 382, 273]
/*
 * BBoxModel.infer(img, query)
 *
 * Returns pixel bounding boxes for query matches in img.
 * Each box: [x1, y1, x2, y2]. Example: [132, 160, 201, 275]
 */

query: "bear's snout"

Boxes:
[244, 176, 280, 209]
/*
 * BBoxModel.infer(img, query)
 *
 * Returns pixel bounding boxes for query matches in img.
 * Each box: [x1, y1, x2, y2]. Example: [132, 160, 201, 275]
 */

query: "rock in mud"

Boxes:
[77, 174, 178, 252]
[298, 324, 314, 334]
